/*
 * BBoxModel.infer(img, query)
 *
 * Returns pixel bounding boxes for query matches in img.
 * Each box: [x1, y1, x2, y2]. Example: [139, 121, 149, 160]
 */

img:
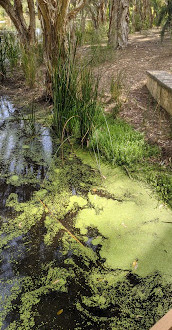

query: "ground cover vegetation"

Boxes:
[0, 0, 172, 329]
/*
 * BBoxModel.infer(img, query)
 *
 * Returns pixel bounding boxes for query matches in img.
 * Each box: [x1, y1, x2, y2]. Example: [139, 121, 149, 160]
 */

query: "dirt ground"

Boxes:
[0, 28, 172, 164]
[98, 28, 172, 164]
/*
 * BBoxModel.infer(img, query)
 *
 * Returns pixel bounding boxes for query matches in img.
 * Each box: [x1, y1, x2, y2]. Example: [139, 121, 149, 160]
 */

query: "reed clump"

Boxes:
[53, 50, 99, 145]
[20, 43, 44, 88]
[0, 31, 20, 81]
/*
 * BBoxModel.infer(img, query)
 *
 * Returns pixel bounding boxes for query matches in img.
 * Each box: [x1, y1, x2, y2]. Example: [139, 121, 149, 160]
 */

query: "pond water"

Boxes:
[0, 97, 104, 329]
[0, 97, 172, 330]
[0, 97, 52, 214]
[0, 98, 62, 329]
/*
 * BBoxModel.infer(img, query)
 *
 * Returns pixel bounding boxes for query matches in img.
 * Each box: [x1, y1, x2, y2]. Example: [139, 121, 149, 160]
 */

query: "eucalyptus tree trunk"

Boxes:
[88, 0, 107, 30]
[0, 0, 36, 47]
[37, 0, 87, 96]
[108, 0, 129, 49]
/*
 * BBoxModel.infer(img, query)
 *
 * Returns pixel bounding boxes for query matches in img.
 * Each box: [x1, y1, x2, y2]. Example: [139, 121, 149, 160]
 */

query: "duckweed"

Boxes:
[1, 149, 172, 329]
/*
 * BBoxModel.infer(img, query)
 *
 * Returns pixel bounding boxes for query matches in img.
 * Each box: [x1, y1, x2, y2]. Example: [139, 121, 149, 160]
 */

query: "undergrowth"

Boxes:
[53, 50, 99, 144]
[134, 163, 172, 207]
[21, 43, 43, 88]
[89, 115, 172, 207]
[0, 31, 19, 81]
[0, 31, 43, 87]
[90, 116, 159, 166]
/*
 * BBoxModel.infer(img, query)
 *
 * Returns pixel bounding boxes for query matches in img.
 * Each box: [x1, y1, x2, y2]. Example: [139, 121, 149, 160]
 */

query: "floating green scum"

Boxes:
[1, 150, 172, 329]
[0, 98, 172, 329]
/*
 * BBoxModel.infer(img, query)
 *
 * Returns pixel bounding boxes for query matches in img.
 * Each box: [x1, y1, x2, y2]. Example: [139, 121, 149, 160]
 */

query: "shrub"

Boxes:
[0, 31, 19, 81]
[90, 117, 159, 166]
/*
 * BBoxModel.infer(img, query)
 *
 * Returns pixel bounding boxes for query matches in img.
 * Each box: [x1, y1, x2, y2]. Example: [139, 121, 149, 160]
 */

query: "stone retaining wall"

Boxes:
[146, 70, 172, 116]
[150, 309, 172, 330]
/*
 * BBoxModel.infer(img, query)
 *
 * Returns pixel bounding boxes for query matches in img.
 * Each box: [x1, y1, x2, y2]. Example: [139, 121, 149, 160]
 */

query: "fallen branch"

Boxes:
[38, 198, 85, 247]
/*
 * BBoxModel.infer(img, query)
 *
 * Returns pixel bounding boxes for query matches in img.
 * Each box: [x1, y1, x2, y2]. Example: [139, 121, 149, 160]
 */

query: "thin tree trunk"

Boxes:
[37, 0, 87, 96]
[108, 0, 118, 48]
[27, 0, 36, 44]
[118, 0, 129, 47]
[132, 0, 143, 31]
[108, 0, 129, 49]
[0, 0, 36, 46]
[99, 0, 106, 24]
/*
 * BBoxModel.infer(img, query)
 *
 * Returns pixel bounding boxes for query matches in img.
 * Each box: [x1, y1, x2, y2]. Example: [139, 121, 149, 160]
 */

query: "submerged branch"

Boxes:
[38, 198, 85, 247]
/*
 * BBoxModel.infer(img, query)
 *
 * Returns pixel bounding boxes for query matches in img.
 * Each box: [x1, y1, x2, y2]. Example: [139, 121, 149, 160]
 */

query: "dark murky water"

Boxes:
[0, 97, 53, 213]
[1, 97, 171, 330]
[0, 97, 57, 329]
[0, 97, 103, 329]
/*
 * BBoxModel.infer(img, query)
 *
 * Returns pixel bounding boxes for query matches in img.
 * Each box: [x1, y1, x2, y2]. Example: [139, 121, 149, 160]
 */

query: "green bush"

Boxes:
[90, 117, 159, 166]
[0, 31, 20, 81]
[157, 0, 172, 40]
[0, 33, 7, 81]
[5, 32, 20, 70]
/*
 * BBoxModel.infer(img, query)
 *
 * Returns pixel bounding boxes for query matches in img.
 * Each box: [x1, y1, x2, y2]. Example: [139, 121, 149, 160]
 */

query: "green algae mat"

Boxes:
[0, 150, 172, 329]
[76, 151, 172, 279]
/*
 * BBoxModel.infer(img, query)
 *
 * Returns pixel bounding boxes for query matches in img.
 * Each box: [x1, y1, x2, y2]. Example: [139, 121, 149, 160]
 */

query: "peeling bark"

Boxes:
[108, 0, 129, 49]
[87, 0, 107, 29]
[27, 0, 36, 44]
[0, 0, 86, 95]
[0, 0, 36, 46]
[36, 0, 87, 96]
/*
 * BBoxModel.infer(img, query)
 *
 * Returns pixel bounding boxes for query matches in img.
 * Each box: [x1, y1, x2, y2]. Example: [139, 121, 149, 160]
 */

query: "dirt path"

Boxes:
[98, 29, 172, 164]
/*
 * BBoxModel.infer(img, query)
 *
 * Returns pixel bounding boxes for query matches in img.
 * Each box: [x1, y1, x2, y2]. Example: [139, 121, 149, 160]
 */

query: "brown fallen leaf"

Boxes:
[18, 222, 22, 228]
[132, 259, 138, 270]
[97, 278, 105, 282]
[57, 309, 63, 316]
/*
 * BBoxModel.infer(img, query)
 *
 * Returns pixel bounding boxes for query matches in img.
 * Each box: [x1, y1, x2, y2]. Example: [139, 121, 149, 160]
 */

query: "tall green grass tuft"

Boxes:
[0, 33, 7, 81]
[78, 68, 99, 140]
[24, 102, 36, 136]
[21, 46, 37, 88]
[5, 32, 20, 70]
[53, 52, 78, 137]
[90, 117, 159, 166]
[53, 51, 99, 144]
[20, 43, 44, 88]
[0, 31, 20, 81]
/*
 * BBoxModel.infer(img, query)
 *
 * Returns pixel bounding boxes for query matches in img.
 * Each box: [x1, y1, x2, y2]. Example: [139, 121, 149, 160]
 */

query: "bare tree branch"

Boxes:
[0, 0, 36, 45]
[68, 0, 87, 20]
